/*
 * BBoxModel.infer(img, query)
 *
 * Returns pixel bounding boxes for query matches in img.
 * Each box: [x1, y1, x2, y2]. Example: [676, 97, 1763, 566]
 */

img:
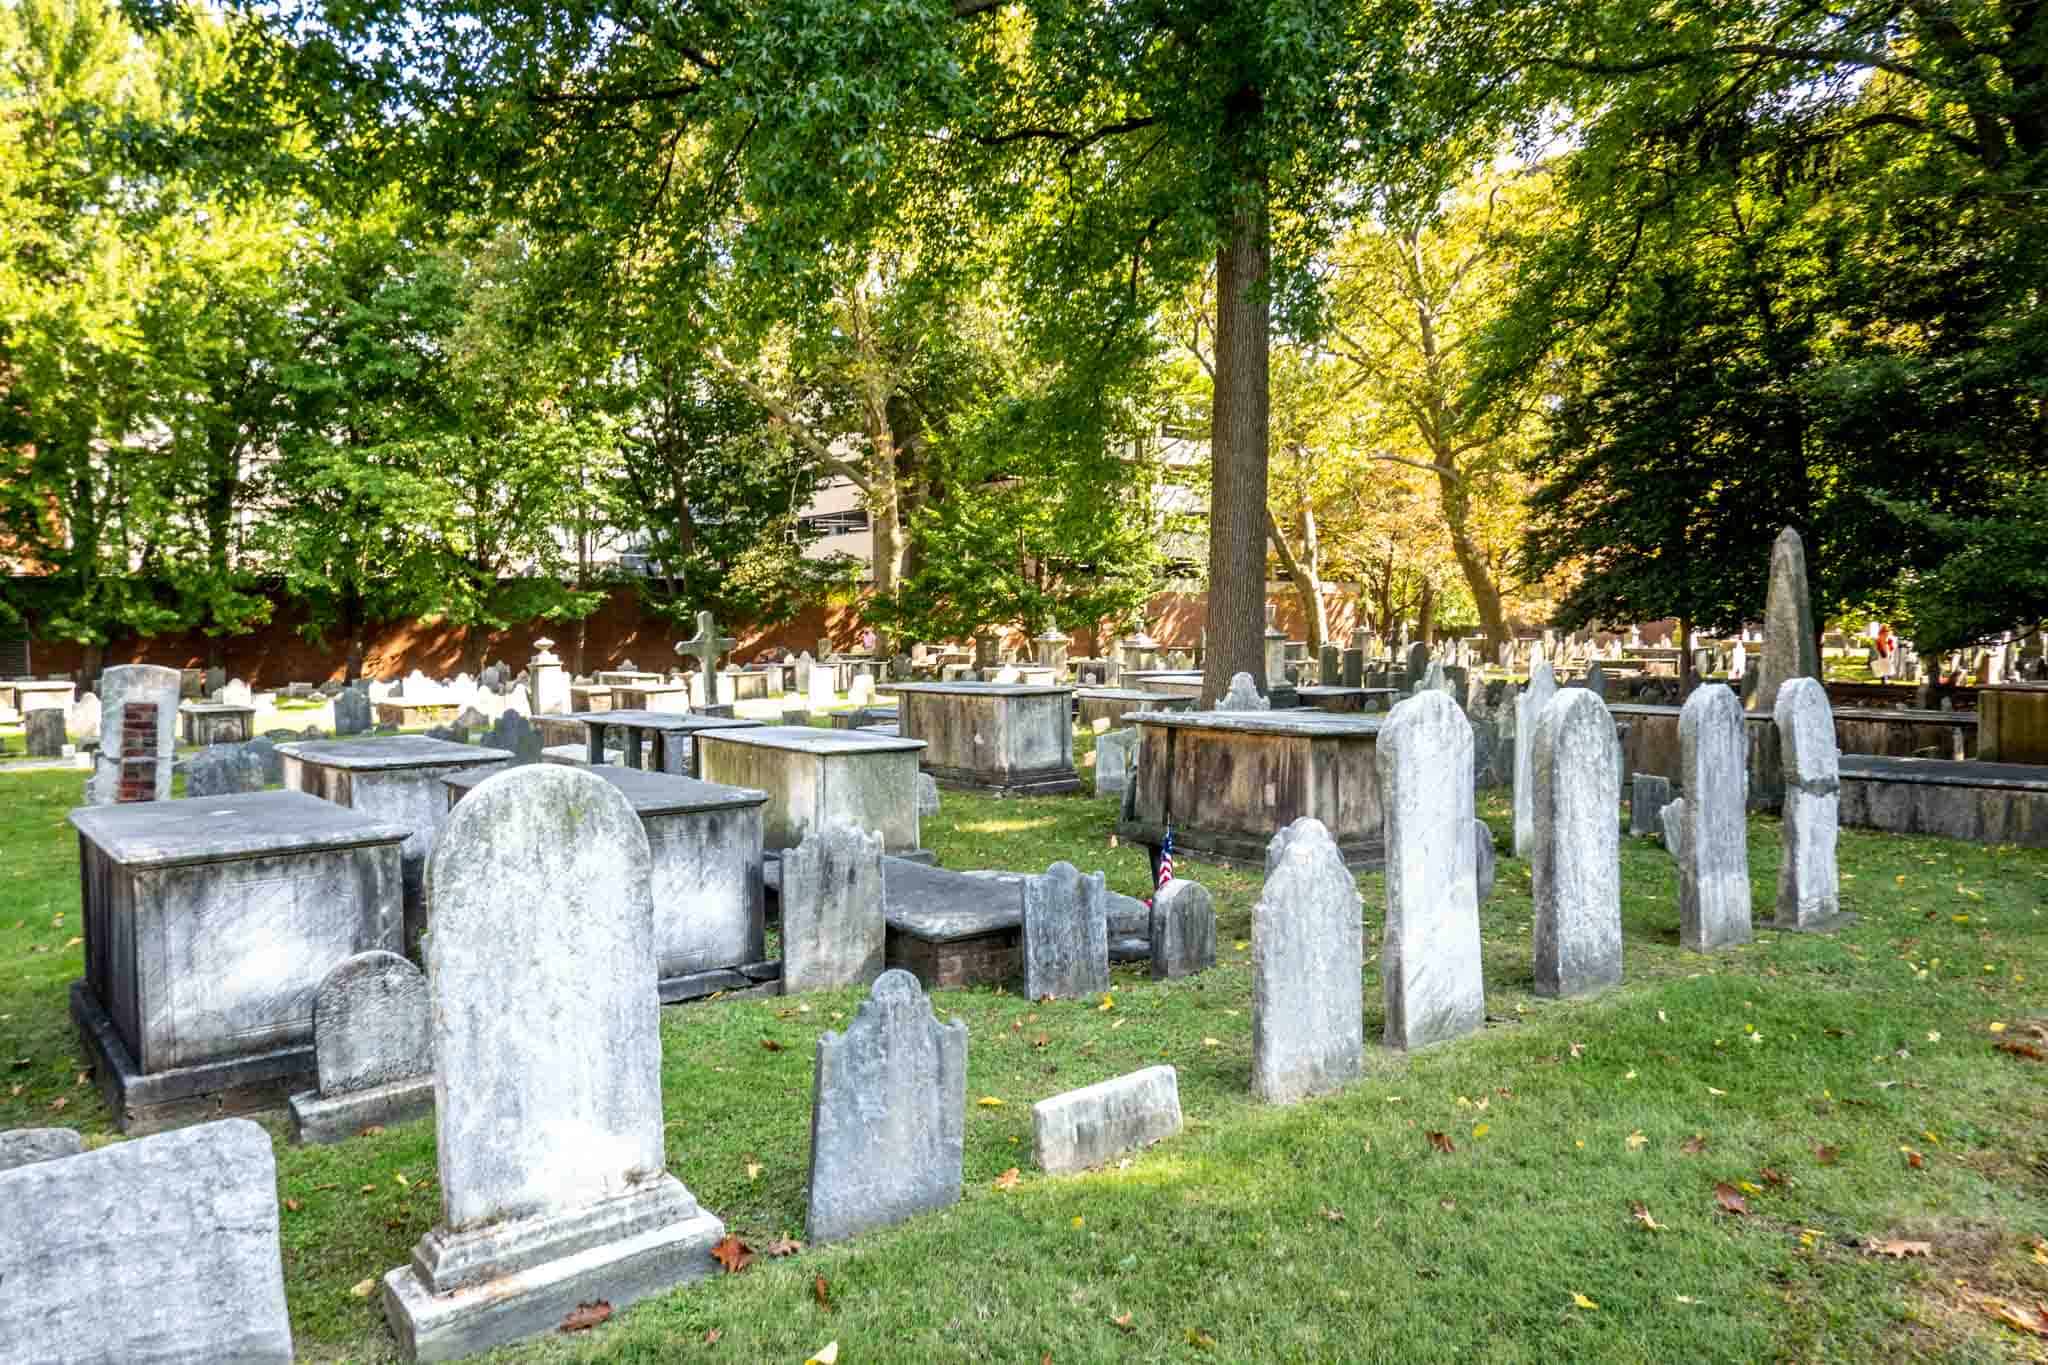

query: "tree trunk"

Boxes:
[81, 641, 104, 688]
[461, 623, 487, 675]
[1201, 191, 1272, 708]
[1263, 500, 1327, 652]
[1417, 579, 1437, 646]
[1437, 471, 1508, 655]
[1680, 614, 1695, 696]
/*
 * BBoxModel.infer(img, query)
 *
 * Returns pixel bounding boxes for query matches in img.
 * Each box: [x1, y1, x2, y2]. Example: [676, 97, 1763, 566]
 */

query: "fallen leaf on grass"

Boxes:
[1996, 1041, 2047, 1062]
[1184, 1328, 1217, 1349]
[1571, 1292, 1599, 1310]
[1110, 1312, 1134, 1332]
[1959, 1288, 2048, 1338]
[804, 1342, 840, 1365]
[1681, 1134, 1709, 1155]
[763, 1235, 804, 1257]
[976, 1096, 1006, 1108]
[1706, 1086, 1727, 1097]
[745, 1161, 763, 1181]
[993, 1168, 1021, 1191]
[350, 1277, 377, 1298]
[1426, 1131, 1455, 1154]
[1320, 1207, 1345, 1224]
[1097, 993, 1115, 1012]
[1714, 1183, 1750, 1216]
[560, 1301, 612, 1333]
[710, 1235, 753, 1274]
[284, 1198, 301, 1213]
[1472, 1123, 1490, 1139]
[1032, 1035, 1050, 1049]
[814, 1275, 832, 1311]
[760, 1038, 784, 1052]
[1865, 1240, 1932, 1259]
[1760, 1167, 1786, 1187]
[1568, 1041, 1587, 1058]
[1202, 1037, 1221, 1048]
[1626, 1131, 1648, 1151]
[1902, 1147, 1926, 1169]
[703, 1328, 722, 1344]
[1631, 1202, 1665, 1230]
[1813, 1144, 1839, 1165]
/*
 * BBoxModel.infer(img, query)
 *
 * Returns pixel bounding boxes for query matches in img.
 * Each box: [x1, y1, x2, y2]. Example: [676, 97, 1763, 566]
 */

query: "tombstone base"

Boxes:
[657, 960, 782, 1005]
[287, 1075, 436, 1146]
[1770, 910, 1859, 935]
[921, 761, 1082, 797]
[71, 981, 312, 1135]
[1118, 819, 1385, 873]
[381, 1199, 726, 1364]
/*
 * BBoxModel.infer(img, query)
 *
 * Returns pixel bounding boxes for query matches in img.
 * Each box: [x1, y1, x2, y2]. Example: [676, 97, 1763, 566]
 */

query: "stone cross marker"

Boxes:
[1773, 676, 1851, 932]
[1378, 692, 1486, 1048]
[1532, 689, 1623, 997]
[1149, 878, 1216, 980]
[782, 823, 886, 993]
[805, 969, 967, 1243]
[1251, 818, 1363, 1101]
[1751, 526, 1820, 714]
[0, 1118, 294, 1363]
[1513, 658, 1557, 857]
[678, 610, 738, 692]
[1679, 684, 1753, 950]
[1023, 861, 1110, 999]
[382, 764, 723, 1362]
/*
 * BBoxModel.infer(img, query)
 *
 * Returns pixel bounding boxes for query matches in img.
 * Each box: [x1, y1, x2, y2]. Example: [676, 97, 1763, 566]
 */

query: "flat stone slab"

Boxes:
[1129, 709, 1383, 738]
[444, 762, 767, 814]
[1032, 1065, 1182, 1175]
[68, 788, 411, 868]
[699, 724, 925, 756]
[880, 681, 1075, 697]
[1840, 754, 2048, 790]
[274, 736, 502, 772]
[0, 1126, 83, 1171]
[289, 1075, 436, 1145]
[584, 710, 766, 734]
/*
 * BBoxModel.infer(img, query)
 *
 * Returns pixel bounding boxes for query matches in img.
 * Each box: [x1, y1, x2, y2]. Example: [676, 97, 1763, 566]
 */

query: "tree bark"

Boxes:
[1438, 471, 1509, 655]
[1201, 190, 1272, 708]
[1264, 499, 1326, 651]
[1417, 578, 1437, 646]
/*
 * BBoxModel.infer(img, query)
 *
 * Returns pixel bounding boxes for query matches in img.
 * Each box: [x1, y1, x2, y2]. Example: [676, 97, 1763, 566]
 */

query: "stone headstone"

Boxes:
[1023, 861, 1110, 1000]
[67, 690, 100, 741]
[848, 674, 876, 706]
[456, 705, 489, 732]
[1318, 644, 1341, 686]
[1094, 726, 1138, 797]
[290, 949, 435, 1144]
[382, 765, 722, 1360]
[1774, 676, 1850, 932]
[677, 610, 738, 689]
[1585, 663, 1608, 700]
[781, 824, 886, 993]
[1630, 773, 1672, 838]
[805, 969, 966, 1243]
[481, 709, 542, 765]
[1512, 658, 1557, 856]
[1378, 692, 1485, 1049]
[783, 706, 811, 728]
[1149, 878, 1215, 980]
[85, 664, 180, 803]
[1251, 818, 1363, 1101]
[205, 664, 226, 695]
[1660, 797, 1686, 859]
[1752, 526, 1819, 714]
[0, 1126, 82, 1172]
[1406, 640, 1429, 686]
[1473, 818, 1496, 903]
[1531, 689, 1623, 998]
[527, 637, 569, 715]
[24, 707, 63, 757]
[1679, 685, 1752, 950]
[0, 1118, 293, 1363]
[1341, 647, 1364, 688]
[915, 771, 941, 817]
[185, 743, 266, 797]
[808, 660, 836, 711]
[220, 677, 253, 708]
[335, 685, 372, 736]
[1032, 1065, 1181, 1176]
[424, 722, 467, 744]
[1730, 641, 1748, 679]
[1217, 671, 1269, 712]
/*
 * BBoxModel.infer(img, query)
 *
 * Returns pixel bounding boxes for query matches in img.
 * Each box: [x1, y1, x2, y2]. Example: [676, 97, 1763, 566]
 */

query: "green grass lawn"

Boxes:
[4, 753, 2047, 1363]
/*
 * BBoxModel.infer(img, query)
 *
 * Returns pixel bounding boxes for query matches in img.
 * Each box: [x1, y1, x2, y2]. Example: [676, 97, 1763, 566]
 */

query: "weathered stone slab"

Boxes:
[383, 765, 722, 1363]
[289, 950, 433, 1144]
[696, 725, 924, 854]
[1774, 676, 1851, 932]
[1252, 819, 1363, 1101]
[782, 824, 886, 993]
[1378, 692, 1485, 1048]
[1752, 526, 1820, 716]
[1473, 819, 1496, 903]
[1023, 861, 1110, 999]
[0, 1118, 292, 1363]
[1679, 684, 1753, 950]
[25, 706, 63, 756]
[186, 742, 267, 797]
[1513, 659, 1557, 856]
[805, 970, 966, 1243]
[1032, 1065, 1182, 1175]
[0, 1126, 82, 1171]
[1094, 726, 1137, 798]
[1532, 689, 1623, 997]
[916, 772, 940, 816]
[1630, 772, 1672, 838]
[880, 681, 1079, 794]
[335, 685, 372, 736]
[480, 709, 542, 765]
[1149, 879, 1215, 980]
[1660, 797, 1686, 859]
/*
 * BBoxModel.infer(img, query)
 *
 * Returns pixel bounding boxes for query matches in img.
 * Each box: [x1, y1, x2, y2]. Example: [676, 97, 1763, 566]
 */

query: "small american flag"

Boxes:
[1156, 828, 1175, 890]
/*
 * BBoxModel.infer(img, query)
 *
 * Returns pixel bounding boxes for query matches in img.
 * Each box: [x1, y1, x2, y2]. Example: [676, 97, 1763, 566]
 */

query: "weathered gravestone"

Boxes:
[0, 1118, 293, 1363]
[480, 708, 542, 765]
[1094, 726, 1138, 798]
[0, 1125, 82, 1172]
[1406, 641, 1429, 688]
[1252, 818, 1363, 1101]
[1149, 878, 1215, 980]
[1341, 647, 1364, 688]
[1217, 671, 1269, 712]
[1774, 676, 1852, 932]
[1033, 1065, 1182, 1175]
[808, 660, 836, 711]
[1751, 526, 1820, 715]
[67, 690, 100, 742]
[677, 610, 738, 690]
[1023, 861, 1110, 999]
[916, 771, 941, 817]
[1473, 819, 1496, 903]
[381, 765, 723, 1362]
[185, 743, 266, 797]
[1679, 685, 1752, 950]
[1513, 659, 1557, 856]
[781, 823, 886, 993]
[84, 664, 181, 803]
[1378, 692, 1486, 1048]
[24, 706, 63, 757]
[1630, 773, 1673, 838]
[1319, 644, 1341, 686]
[1660, 797, 1686, 860]
[1532, 689, 1623, 997]
[805, 969, 966, 1242]
[335, 684, 372, 736]
[289, 950, 434, 1144]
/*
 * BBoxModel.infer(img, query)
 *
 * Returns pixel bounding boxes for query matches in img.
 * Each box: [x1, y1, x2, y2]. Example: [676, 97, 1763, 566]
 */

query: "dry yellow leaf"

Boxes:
[1571, 1292, 1599, 1310]
[1097, 993, 1115, 1012]
[1472, 1123, 1490, 1139]
[803, 1342, 840, 1365]
[1626, 1130, 1648, 1151]
[350, 1277, 377, 1299]
[976, 1096, 1006, 1108]
[1070, 1216, 1085, 1229]
[1201, 1037, 1220, 1048]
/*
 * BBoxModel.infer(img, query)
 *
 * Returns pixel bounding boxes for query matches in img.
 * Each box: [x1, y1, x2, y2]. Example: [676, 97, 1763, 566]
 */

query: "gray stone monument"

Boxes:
[0, 1118, 293, 1363]
[677, 610, 738, 692]
[916, 771, 941, 817]
[1630, 772, 1672, 838]
[335, 684, 372, 736]
[526, 636, 569, 715]
[1251, 818, 1363, 1101]
[89, 671, 184, 799]
[1149, 878, 1215, 980]
[805, 969, 966, 1243]
[24, 706, 62, 757]
[1023, 861, 1110, 999]
[185, 742, 267, 797]
[480, 708, 542, 764]
[1532, 689, 1623, 998]
[1032, 1065, 1181, 1175]
[1512, 658, 1556, 857]
[1679, 684, 1752, 950]
[1378, 691, 1486, 1048]
[1319, 643, 1341, 686]
[1751, 526, 1820, 715]
[1094, 726, 1138, 798]
[1473, 818, 1496, 903]
[288, 950, 434, 1144]
[1217, 671, 1270, 712]
[1774, 676, 1851, 932]
[382, 765, 723, 1362]
[781, 823, 886, 993]
[1341, 647, 1364, 688]
[1660, 797, 1686, 859]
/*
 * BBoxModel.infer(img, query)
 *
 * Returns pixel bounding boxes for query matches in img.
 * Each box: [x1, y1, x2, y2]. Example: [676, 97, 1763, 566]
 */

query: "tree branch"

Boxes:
[700, 345, 873, 491]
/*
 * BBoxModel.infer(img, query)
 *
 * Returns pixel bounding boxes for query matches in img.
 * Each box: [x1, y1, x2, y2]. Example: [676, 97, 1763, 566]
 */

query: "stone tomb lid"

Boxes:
[877, 681, 1074, 698]
[272, 736, 507, 771]
[695, 724, 926, 756]
[1295, 686, 1397, 699]
[1074, 687, 1184, 701]
[179, 702, 258, 715]
[68, 789, 410, 869]
[1833, 705, 1976, 723]
[584, 710, 764, 733]
[1123, 670, 1203, 682]
[765, 855, 1146, 944]
[1127, 709, 1384, 738]
[443, 762, 767, 815]
[1841, 754, 2048, 792]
